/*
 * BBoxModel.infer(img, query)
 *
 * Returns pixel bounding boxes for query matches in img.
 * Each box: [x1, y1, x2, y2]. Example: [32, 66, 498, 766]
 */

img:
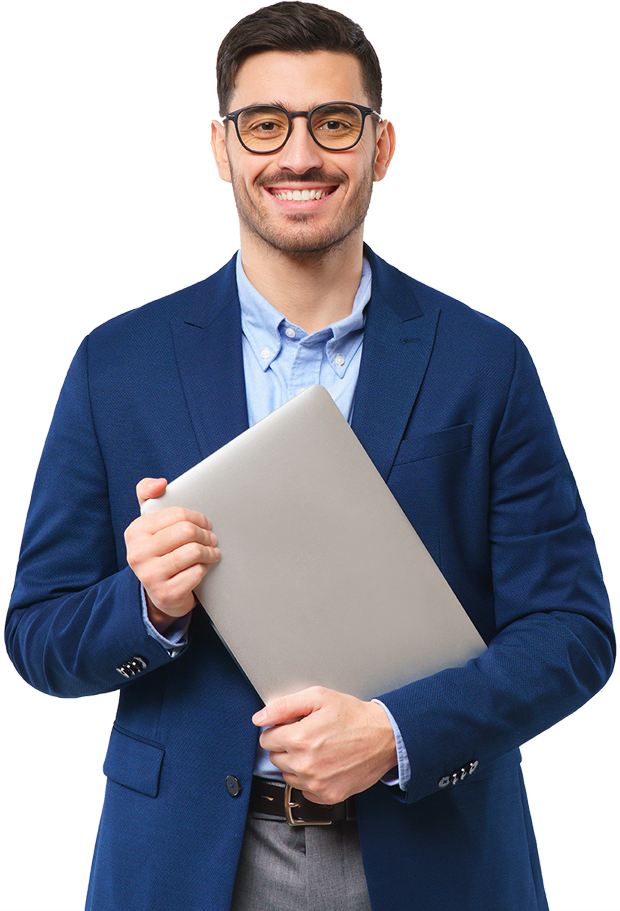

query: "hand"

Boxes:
[124, 477, 221, 634]
[253, 686, 398, 805]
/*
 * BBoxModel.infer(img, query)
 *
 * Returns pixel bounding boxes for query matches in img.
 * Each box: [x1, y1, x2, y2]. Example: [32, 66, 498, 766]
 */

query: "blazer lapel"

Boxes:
[169, 257, 249, 460]
[352, 249, 440, 480]
[168, 249, 439, 477]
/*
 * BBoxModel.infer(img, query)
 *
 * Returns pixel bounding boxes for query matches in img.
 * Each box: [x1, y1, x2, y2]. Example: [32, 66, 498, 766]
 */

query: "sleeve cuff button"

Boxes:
[116, 655, 148, 678]
[438, 760, 479, 789]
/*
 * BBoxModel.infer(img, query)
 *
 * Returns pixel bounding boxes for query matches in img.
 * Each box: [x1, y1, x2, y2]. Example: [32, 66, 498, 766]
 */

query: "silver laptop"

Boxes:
[142, 385, 486, 704]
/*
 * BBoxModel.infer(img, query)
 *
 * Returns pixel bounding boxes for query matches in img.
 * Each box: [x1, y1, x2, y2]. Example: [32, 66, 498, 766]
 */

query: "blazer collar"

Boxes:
[182, 254, 240, 330]
[169, 247, 440, 476]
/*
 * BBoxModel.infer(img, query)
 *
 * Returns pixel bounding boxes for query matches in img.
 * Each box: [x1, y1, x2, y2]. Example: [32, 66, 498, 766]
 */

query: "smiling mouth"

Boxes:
[266, 186, 337, 202]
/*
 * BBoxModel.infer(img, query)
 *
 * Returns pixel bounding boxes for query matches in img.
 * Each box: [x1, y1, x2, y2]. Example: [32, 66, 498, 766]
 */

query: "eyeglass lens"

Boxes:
[236, 104, 365, 152]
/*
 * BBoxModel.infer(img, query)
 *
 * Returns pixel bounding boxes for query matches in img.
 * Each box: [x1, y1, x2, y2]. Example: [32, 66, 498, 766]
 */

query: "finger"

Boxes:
[259, 712, 306, 752]
[149, 520, 218, 559]
[266, 751, 292, 774]
[300, 789, 325, 804]
[280, 772, 326, 806]
[140, 541, 221, 593]
[135, 505, 213, 535]
[159, 540, 221, 577]
[278, 767, 310, 792]
[259, 720, 300, 754]
[136, 477, 167, 507]
[252, 687, 326, 727]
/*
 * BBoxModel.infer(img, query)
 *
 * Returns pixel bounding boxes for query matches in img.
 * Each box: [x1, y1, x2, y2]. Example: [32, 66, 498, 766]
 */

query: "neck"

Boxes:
[238, 229, 365, 334]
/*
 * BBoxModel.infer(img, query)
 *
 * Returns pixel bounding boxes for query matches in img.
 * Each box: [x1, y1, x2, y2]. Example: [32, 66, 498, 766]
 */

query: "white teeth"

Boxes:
[272, 188, 329, 201]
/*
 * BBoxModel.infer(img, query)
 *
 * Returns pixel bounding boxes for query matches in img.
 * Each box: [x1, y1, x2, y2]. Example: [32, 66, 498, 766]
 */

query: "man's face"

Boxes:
[212, 50, 393, 258]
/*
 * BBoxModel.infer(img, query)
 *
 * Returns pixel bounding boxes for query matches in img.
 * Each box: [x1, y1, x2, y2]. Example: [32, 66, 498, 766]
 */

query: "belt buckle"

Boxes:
[284, 783, 333, 826]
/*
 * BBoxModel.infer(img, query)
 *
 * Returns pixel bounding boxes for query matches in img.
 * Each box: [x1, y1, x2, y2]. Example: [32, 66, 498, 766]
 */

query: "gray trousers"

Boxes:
[230, 814, 372, 911]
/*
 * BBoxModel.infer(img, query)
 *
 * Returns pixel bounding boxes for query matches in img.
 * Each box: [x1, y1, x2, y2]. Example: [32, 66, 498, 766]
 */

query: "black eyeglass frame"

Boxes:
[223, 102, 381, 154]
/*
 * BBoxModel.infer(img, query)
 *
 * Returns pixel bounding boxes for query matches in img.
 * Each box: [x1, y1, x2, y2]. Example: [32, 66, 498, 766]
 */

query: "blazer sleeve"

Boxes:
[379, 336, 615, 804]
[5, 337, 182, 697]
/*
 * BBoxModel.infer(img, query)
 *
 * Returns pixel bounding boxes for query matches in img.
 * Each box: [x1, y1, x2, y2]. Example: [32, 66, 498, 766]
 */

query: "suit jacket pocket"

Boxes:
[103, 723, 165, 798]
[394, 423, 473, 466]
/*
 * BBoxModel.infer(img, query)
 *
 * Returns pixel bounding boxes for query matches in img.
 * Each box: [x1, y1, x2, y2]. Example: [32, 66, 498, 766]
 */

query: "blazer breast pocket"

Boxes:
[103, 723, 165, 798]
[393, 422, 473, 466]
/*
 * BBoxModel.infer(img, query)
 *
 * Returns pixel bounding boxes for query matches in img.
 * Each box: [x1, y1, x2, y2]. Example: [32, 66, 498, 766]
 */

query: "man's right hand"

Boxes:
[124, 477, 220, 635]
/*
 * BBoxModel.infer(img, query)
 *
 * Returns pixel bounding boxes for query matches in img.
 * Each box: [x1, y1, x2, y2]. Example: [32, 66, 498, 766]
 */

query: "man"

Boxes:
[5, 3, 614, 910]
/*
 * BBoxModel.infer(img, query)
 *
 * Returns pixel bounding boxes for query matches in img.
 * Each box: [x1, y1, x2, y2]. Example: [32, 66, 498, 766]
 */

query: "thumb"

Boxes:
[136, 477, 167, 507]
[252, 686, 326, 727]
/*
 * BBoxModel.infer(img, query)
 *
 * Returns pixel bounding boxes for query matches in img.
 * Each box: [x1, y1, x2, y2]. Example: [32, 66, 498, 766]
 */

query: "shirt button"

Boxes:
[285, 327, 296, 338]
[225, 775, 242, 797]
[261, 348, 270, 360]
[335, 355, 345, 366]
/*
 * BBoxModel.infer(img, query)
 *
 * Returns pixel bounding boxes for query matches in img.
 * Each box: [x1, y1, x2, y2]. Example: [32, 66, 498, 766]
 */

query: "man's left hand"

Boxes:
[253, 686, 398, 805]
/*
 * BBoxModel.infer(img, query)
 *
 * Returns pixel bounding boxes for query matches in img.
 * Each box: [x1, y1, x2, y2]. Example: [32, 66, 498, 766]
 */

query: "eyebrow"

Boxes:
[243, 100, 347, 111]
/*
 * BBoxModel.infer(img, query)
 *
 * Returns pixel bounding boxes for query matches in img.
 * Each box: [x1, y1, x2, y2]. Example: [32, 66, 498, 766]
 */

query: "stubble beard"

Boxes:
[229, 164, 374, 262]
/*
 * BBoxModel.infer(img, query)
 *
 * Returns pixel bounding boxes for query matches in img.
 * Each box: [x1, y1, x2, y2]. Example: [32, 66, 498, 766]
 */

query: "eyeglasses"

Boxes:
[224, 102, 381, 154]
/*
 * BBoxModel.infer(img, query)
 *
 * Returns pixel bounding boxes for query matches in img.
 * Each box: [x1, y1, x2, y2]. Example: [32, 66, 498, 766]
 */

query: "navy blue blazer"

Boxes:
[6, 248, 614, 910]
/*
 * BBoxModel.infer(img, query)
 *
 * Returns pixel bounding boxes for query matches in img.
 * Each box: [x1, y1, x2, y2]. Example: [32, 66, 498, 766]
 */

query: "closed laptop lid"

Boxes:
[142, 385, 486, 704]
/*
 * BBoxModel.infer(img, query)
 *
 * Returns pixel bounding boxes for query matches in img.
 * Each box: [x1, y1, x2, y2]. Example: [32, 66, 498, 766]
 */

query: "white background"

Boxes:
[0, 0, 620, 341]
[0, 0, 620, 911]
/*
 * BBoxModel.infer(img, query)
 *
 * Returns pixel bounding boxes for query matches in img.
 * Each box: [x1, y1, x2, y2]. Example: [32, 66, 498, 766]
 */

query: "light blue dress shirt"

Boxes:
[143, 252, 410, 790]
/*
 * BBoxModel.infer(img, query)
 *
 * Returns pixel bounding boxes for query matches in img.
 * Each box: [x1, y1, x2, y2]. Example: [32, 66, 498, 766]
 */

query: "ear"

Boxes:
[211, 120, 232, 184]
[373, 119, 396, 182]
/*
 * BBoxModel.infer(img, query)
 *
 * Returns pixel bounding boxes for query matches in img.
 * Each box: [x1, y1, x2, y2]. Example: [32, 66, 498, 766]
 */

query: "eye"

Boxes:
[237, 107, 289, 142]
[253, 120, 282, 134]
[316, 118, 350, 134]
[311, 105, 362, 142]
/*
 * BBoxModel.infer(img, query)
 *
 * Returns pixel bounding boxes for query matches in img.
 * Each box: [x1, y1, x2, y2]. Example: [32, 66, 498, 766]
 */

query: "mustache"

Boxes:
[256, 170, 344, 187]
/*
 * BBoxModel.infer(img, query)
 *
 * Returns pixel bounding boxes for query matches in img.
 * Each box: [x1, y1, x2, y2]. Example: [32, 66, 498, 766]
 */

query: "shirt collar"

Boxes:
[236, 252, 371, 373]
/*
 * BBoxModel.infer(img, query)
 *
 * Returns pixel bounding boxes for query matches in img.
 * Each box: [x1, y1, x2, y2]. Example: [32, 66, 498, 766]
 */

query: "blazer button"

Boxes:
[225, 775, 242, 797]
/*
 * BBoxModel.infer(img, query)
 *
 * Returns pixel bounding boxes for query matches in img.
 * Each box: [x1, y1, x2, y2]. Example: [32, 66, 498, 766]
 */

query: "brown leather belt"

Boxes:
[249, 777, 356, 826]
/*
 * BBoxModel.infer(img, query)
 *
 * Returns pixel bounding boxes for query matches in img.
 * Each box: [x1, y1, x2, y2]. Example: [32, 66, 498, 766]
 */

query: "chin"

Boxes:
[247, 209, 369, 259]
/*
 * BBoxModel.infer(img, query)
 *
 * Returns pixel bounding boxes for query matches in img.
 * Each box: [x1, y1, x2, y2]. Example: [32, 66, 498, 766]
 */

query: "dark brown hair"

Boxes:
[216, 2, 382, 116]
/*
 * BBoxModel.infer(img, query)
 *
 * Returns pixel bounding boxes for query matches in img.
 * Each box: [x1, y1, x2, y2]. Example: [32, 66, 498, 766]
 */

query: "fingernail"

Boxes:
[252, 708, 266, 725]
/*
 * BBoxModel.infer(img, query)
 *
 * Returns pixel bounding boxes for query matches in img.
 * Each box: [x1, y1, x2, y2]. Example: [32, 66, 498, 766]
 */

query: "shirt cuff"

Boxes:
[372, 699, 411, 791]
[141, 586, 191, 657]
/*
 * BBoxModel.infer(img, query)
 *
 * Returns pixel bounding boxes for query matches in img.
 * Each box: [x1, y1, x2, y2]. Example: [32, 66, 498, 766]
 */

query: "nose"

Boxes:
[275, 114, 324, 173]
